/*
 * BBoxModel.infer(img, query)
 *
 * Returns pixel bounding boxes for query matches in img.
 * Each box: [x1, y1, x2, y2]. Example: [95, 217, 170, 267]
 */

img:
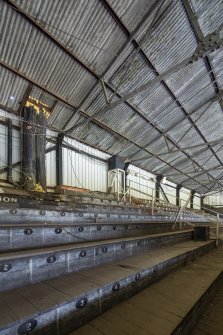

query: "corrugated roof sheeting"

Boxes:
[209, 49, 223, 90]
[47, 102, 75, 130]
[191, 101, 223, 142]
[165, 59, 216, 113]
[107, 0, 157, 33]
[0, 0, 222, 193]
[109, 52, 156, 95]
[190, 0, 223, 36]
[167, 118, 205, 147]
[139, 0, 197, 73]
[0, 65, 29, 111]
[1, 1, 97, 107]
[30, 87, 56, 109]
[13, 0, 127, 76]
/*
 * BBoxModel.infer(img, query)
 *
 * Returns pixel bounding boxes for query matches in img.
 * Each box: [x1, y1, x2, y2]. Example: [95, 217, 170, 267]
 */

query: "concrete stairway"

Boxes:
[0, 195, 214, 335]
[69, 244, 223, 335]
[0, 239, 215, 335]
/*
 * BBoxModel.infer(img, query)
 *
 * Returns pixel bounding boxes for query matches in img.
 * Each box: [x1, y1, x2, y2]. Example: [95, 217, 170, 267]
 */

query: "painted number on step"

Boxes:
[76, 297, 88, 309]
[112, 282, 120, 292]
[24, 228, 33, 235]
[47, 255, 56, 263]
[55, 228, 62, 234]
[135, 273, 141, 281]
[0, 263, 12, 272]
[79, 251, 86, 257]
[18, 319, 37, 334]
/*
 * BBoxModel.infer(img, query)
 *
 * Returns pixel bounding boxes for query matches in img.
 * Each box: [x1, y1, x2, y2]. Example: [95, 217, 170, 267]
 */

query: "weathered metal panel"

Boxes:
[190, 0, 223, 36]
[13, 0, 127, 75]
[62, 146, 108, 192]
[127, 164, 155, 200]
[140, 0, 197, 73]
[46, 150, 56, 187]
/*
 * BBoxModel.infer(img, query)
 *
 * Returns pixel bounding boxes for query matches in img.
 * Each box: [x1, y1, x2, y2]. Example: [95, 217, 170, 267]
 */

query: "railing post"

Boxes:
[129, 180, 131, 204]
[152, 189, 154, 215]
[216, 213, 219, 247]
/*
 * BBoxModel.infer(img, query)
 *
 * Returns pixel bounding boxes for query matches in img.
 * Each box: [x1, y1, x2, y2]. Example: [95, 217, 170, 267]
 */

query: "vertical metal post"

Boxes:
[176, 184, 182, 207]
[200, 196, 205, 209]
[216, 213, 219, 247]
[117, 169, 119, 201]
[129, 180, 131, 204]
[7, 118, 13, 183]
[190, 190, 196, 209]
[151, 189, 154, 215]
[56, 133, 63, 187]
[22, 106, 36, 190]
[155, 175, 163, 202]
[36, 111, 46, 190]
[123, 170, 125, 202]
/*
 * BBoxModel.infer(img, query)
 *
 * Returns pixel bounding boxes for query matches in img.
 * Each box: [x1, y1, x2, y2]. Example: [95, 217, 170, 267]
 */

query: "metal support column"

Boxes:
[36, 111, 47, 190]
[22, 106, 36, 190]
[124, 162, 130, 194]
[7, 118, 12, 183]
[56, 133, 64, 186]
[176, 184, 182, 207]
[200, 195, 205, 209]
[190, 190, 196, 209]
[155, 175, 163, 202]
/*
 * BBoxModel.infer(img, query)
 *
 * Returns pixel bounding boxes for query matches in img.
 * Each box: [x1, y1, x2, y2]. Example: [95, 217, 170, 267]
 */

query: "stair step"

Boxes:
[0, 230, 193, 291]
[0, 222, 188, 251]
[69, 244, 223, 335]
[0, 240, 215, 335]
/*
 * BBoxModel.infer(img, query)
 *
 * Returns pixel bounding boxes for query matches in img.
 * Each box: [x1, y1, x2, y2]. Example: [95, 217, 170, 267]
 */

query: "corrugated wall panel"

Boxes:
[180, 187, 191, 208]
[62, 147, 108, 192]
[127, 164, 155, 200]
[46, 150, 56, 187]
[204, 192, 223, 207]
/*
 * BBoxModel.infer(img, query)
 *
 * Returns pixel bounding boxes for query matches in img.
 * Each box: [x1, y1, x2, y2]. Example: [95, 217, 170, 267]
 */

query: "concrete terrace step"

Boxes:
[0, 221, 189, 251]
[0, 230, 193, 291]
[0, 203, 206, 225]
[0, 205, 179, 224]
[70, 244, 223, 335]
[0, 240, 215, 335]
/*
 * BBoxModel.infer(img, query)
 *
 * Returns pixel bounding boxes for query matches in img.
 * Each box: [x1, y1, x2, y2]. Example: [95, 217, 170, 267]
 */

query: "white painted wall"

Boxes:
[127, 164, 155, 200]
[204, 192, 223, 207]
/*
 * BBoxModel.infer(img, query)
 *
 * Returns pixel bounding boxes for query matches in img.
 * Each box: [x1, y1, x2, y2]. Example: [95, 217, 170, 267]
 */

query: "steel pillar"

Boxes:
[22, 106, 36, 190]
[156, 175, 163, 202]
[176, 184, 182, 207]
[56, 133, 64, 186]
[190, 190, 196, 209]
[200, 196, 205, 209]
[36, 111, 47, 190]
[7, 118, 12, 183]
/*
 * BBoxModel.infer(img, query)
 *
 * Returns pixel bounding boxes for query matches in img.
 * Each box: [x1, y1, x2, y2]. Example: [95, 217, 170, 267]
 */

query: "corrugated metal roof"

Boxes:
[190, 0, 223, 36]
[0, 0, 222, 193]
[140, 0, 197, 73]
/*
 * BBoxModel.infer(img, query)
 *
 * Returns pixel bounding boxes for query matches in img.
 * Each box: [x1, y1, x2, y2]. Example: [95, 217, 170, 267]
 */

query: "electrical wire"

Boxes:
[6, 2, 118, 58]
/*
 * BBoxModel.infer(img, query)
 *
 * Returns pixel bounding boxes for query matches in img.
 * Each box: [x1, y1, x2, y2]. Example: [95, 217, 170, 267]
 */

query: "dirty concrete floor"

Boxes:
[70, 245, 223, 335]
